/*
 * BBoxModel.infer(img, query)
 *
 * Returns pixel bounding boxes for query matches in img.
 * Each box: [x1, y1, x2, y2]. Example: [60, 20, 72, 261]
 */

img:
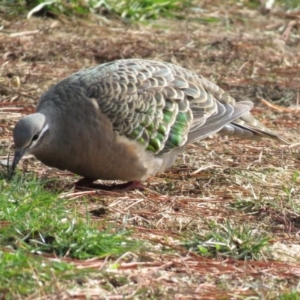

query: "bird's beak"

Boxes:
[11, 148, 26, 175]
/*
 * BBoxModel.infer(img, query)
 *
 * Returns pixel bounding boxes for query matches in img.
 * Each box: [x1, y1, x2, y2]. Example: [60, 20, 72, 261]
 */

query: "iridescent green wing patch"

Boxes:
[161, 104, 193, 154]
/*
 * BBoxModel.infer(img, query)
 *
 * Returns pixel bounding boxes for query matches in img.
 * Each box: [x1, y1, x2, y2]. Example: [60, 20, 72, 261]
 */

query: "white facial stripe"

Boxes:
[40, 123, 49, 137]
[30, 124, 49, 149]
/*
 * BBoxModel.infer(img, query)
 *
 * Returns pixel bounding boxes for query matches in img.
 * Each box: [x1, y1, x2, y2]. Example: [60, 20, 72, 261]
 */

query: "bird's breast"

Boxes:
[34, 110, 162, 181]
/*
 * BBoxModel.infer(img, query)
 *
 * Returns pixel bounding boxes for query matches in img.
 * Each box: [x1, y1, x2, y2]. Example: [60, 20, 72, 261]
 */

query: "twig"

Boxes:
[9, 30, 40, 37]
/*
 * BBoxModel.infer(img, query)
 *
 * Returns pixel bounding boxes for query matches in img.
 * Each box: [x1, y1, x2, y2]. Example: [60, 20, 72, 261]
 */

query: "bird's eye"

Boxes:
[32, 134, 39, 142]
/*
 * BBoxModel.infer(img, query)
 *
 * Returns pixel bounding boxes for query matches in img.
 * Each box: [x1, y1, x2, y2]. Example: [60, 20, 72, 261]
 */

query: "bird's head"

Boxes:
[11, 113, 48, 173]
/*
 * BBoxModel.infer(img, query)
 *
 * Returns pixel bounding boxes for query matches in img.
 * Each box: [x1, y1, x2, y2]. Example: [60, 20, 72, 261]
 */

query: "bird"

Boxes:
[11, 59, 288, 190]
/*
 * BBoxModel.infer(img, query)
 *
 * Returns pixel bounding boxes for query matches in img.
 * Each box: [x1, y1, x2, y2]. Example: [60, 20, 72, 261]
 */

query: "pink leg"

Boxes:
[75, 178, 145, 191]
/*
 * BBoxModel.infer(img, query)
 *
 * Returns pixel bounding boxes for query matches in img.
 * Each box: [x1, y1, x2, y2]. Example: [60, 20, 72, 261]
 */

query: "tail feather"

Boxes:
[188, 101, 253, 143]
[218, 112, 289, 144]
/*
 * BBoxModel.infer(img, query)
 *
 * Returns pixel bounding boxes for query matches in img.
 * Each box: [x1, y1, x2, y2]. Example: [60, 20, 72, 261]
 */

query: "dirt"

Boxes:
[0, 1, 300, 299]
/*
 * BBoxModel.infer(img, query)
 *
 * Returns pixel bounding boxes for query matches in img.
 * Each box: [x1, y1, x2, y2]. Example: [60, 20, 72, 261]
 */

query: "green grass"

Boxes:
[0, 174, 140, 258]
[0, 173, 142, 297]
[183, 220, 270, 260]
[230, 0, 299, 10]
[0, 250, 79, 298]
[282, 171, 299, 213]
[279, 291, 300, 300]
[2, 0, 299, 20]
[103, 0, 192, 21]
[2, 0, 192, 20]
[277, 0, 300, 10]
[0, 248, 135, 299]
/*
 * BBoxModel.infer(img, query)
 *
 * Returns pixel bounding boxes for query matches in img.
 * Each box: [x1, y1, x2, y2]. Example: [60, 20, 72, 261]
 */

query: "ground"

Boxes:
[0, 1, 300, 299]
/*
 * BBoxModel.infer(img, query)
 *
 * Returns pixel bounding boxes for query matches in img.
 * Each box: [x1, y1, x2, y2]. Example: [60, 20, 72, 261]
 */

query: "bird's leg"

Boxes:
[112, 181, 146, 191]
[75, 178, 145, 191]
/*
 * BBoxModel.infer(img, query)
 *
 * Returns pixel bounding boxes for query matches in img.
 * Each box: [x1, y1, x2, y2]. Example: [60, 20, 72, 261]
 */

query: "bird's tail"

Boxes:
[218, 112, 289, 144]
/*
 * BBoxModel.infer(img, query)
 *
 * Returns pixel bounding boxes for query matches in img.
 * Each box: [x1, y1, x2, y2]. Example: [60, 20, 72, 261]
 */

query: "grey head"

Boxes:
[11, 113, 48, 174]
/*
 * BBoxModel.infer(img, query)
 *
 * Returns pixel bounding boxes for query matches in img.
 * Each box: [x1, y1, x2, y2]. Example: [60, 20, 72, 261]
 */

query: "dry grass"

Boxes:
[1, 1, 300, 298]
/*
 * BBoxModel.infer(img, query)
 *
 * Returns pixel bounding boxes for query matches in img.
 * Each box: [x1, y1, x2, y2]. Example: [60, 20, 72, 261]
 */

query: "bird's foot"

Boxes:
[75, 178, 145, 192]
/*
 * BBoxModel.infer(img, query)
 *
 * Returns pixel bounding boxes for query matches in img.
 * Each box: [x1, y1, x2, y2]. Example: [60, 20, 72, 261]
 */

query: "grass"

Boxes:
[282, 171, 299, 213]
[277, 0, 300, 10]
[0, 173, 142, 297]
[2, 0, 299, 20]
[102, 0, 192, 21]
[279, 291, 300, 300]
[0, 248, 136, 299]
[0, 173, 140, 258]
[2, 0, 192, 20]
[240, 0, 300, 11]
[0, 249, 79, 298]
[183, 220, 270, 259]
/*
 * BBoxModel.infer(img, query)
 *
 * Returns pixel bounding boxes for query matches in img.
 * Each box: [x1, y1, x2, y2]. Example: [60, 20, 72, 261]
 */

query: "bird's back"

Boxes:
[65, 59, 286, 152]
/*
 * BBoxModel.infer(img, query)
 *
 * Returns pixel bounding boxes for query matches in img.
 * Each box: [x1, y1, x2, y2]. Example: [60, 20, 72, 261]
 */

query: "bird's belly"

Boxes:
[35, 134, 163, 182]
